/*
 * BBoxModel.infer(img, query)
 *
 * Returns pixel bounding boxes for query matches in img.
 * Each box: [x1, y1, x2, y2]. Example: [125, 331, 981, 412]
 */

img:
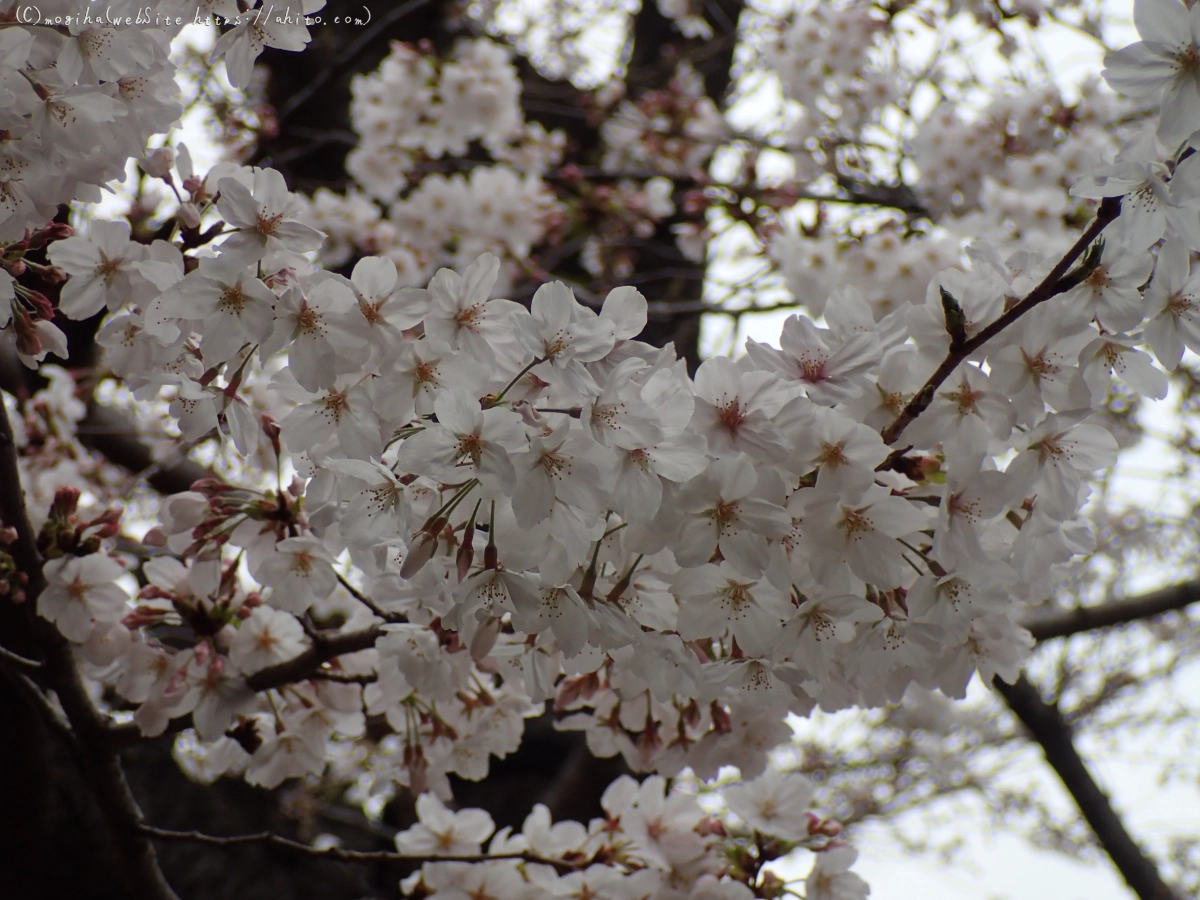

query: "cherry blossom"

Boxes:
[1102, 0, 1200, 146]
[228, 606, 310, 675]
[723, 769, 816, 840]
[396, 793, 496, 856]
[39, 554, 129, 643]
[14, 4, 1200, 896]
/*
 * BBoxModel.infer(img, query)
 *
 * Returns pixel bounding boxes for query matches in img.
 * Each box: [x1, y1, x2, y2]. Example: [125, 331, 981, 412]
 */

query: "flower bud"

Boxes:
[399, 531, 438, 580]
[468, 615, 501, 660]
[140, 147, 175, 178]
[178, 201, 201, 230]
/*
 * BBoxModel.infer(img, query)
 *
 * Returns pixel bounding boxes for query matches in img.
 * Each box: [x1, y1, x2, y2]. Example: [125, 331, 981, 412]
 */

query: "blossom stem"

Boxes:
[489, 357, 545, 405]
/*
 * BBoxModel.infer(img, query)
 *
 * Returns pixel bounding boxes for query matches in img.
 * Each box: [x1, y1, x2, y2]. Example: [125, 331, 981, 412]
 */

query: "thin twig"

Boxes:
[276, 0, 437, 122]
[8, 670, 76, 747]
[0, 642, 41, 669]
[138, 824, 586, 873]
[335, 572, 406, 624]
[311, 670, 378, 686]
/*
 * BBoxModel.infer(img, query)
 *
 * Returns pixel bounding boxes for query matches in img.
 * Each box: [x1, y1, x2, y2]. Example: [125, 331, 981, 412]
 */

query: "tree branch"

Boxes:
[1022, 580, 1200, 642]
[138, 823, 585, 873]
[275, 0, 437, 123]
[994, 675, 1179, 900]
[78, 403, 210, 496]
[0, 397, 181, 900]
[244, 625, 383, 693]
[335, 571, 406, 624]
[880, 196, 1122, 445]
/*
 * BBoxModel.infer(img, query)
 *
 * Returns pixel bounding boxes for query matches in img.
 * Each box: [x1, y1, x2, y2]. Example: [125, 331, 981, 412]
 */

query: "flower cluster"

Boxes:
[38, 127, 1142, 802]
[8, 0, 1200, 897]
[302, 38, 564, 286]
[385, 772, 866, 900]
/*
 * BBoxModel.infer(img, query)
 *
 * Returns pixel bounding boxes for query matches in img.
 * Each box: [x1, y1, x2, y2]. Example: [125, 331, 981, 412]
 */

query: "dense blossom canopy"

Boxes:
[4, 0, 1200, 897]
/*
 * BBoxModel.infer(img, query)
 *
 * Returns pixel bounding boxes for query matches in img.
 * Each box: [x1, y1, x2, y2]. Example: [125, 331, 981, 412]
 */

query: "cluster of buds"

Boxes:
[0, 519, 26, 602]
[36, 486, 123, 561]
[0, 222, 73, 368]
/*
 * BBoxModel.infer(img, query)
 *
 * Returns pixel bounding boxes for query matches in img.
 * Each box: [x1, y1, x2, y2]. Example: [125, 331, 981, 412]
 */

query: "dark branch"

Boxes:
[0, 397, 180, 900]
[78, 403, 210, 496]
[244, 625, 383, 693]
[139, 824, 584, 873]
[275, 0, 437, 123]
[1023, 580, 1200, 642]
[994, 675, 1179, 900]
[0, 642, 41, 669]
[880, 196, 1121, 445]
[335, 572, 407, 624]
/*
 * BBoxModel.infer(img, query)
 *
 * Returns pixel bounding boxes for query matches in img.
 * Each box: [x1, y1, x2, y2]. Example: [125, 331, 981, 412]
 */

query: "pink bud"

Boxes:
[399, 531, 437, 580]
[468, 616, 501, 660]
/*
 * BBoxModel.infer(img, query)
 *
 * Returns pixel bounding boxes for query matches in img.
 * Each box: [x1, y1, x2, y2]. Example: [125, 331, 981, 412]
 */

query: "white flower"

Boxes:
[395, 793, 495, 856]
[1006, 413, 1119, 521]
[932, 454, 1012, 570]
[1069, 130, 1200, 250]
[48, 220, 154, 319]
[229, 606, 311, 675]
[1061, 241, 1154, 333]
[986, 303, 1093, 426]
[161, 257, 277, 365]
[775, 593, 884, 682]
[380, 338, 486, 424]
[582, 358, 663, 450]
[785, 402, 889, 494]
[691, 356, 792, 463]
[213, 3, 325, 89]
[279, 376, 383, 462]
[1079, 333, 1169, 401]
[673, 563, 793, 657]
[251, 536, 338, 614]
[346, 255, 430, 371]
[423, 254, 525, 367]
[901, 364, 1015, 462]
[511, 422, 614, 528]
[724, 769, 815, 839]
[806, 845, 870, 900]
[518, 281, 617, 396]
[746, 314, 879, 404]
[674, 456, 790, 578]
[216, 168, 326, 266]
[1102, 0, 1200, 146]
[261, 281, 365, 393]
[39, 554, 128, 643]
[800, 485, 930, 589]
[323, 458, 409, 549]
[393, 389, 526, 495]
[508, 582, 592, 657]
[1144, 237, 1200, 368]
[245, 708, 328, 789]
